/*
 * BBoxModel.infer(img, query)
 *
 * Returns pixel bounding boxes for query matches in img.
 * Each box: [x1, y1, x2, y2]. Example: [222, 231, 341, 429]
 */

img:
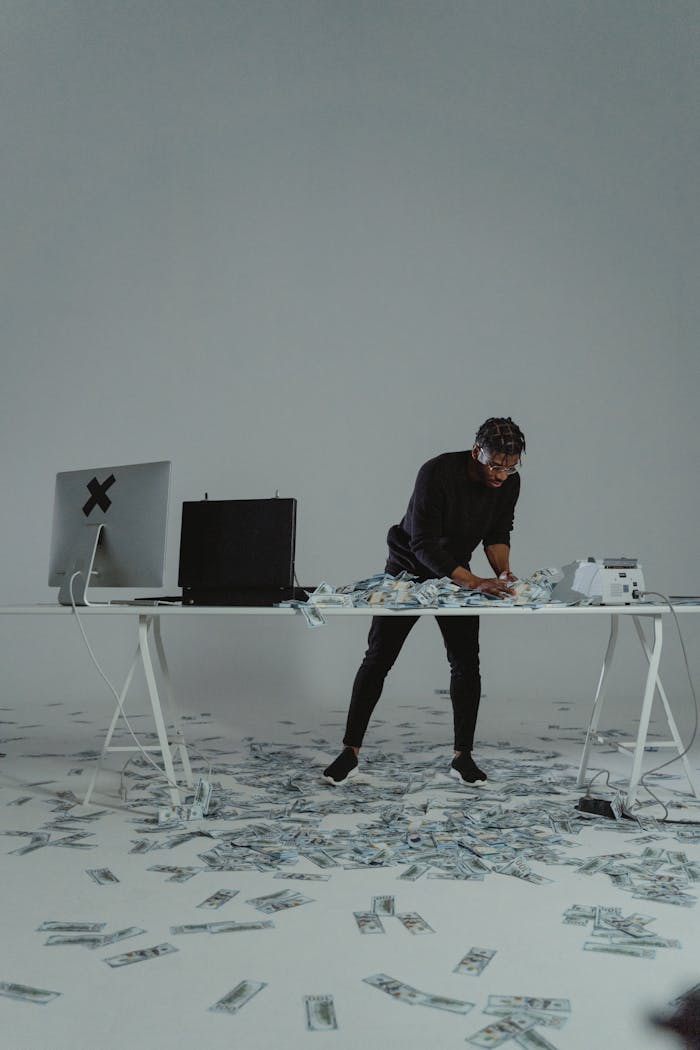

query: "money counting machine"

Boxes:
[561, 557, 646, 605]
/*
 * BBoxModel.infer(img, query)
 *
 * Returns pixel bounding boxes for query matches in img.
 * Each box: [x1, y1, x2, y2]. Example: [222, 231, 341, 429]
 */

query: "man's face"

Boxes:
[471, 445, 520, 489]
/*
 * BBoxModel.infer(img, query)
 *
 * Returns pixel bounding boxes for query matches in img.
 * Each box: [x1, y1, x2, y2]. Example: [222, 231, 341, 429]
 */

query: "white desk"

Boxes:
[1, 603, 698, 809]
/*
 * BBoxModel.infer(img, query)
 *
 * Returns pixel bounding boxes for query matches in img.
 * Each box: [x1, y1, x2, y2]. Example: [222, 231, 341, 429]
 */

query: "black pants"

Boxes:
[343, 614, 481, 752]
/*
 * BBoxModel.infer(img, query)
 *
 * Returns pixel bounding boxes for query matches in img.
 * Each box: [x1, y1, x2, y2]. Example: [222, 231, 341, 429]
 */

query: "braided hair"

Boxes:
[475, 417, 526, 458]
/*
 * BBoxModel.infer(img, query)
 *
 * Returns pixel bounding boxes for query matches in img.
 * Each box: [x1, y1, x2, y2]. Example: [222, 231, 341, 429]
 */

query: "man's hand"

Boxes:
[471, 576, 514, 596]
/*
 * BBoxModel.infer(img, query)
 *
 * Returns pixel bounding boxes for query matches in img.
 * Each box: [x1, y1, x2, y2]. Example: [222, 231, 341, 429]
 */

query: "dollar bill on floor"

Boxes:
[514, 1029, 561, 1050]
[467, 1015, 536, 1047]
[246, 890, 314, 913]
[583, 941, 655, 959]
[197, 889, 239, 909]
[371, 895, 395, 916]
[37, 921, 106, 933]
[207, 920, 275, 933]
[454, 948, 496, 976]
[209, 980, 267, 1014]
[398, 863, 429, 881]
[273, 872, 331, 881]
[0, 981, 61, 1005]
[103, 943, 178, 967]
[396, 912, 435, 934]
[10, 833, 51, 855]
[86, 868, 119, 885]
[363, 973, 425, 1006]
[485, 997, 571, 1017]
[354, 912, 385, 934]
[304, 994, 338, 1030]
[170, 924, 211, 935]
[147, 865, 199, 883]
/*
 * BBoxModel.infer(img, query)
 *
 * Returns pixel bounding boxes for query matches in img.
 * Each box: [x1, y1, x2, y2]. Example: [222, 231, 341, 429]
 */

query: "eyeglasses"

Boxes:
[476, 447, 520, 475]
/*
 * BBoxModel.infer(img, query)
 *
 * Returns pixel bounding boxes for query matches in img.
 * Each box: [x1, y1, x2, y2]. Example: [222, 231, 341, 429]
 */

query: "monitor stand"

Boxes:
[57, 523, 105, 607]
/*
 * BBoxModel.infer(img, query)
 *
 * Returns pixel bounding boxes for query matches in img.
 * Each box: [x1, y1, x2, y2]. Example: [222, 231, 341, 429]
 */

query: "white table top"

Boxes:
[0, 601, 698, 617]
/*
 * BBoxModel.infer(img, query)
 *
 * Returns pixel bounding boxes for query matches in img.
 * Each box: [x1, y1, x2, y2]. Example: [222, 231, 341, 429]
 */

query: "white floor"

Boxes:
[1, 685, 699, 1050]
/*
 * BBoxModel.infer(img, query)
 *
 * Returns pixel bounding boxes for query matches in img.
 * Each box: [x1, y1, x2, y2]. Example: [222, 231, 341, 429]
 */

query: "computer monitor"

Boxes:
[49, 460, 171, 606]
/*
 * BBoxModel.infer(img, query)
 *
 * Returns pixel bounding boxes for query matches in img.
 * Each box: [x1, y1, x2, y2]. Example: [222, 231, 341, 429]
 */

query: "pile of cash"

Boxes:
[280, 569, 564, 625]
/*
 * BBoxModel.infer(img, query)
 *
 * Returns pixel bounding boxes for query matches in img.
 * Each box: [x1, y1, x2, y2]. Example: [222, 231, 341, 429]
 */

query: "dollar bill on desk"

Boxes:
[304, 994, 338, 1030]
[210, 980, 267, 1014]
[0, 981, 61, 1005]
[170, 923, 211, 935]
[104, 943, 178, 968]
[354, 912, 385, 934]
[454, 947, 496, 976]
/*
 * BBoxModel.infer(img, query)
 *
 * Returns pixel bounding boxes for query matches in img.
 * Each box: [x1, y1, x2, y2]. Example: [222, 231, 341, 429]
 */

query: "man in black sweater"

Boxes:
[323, 417, 526, 786]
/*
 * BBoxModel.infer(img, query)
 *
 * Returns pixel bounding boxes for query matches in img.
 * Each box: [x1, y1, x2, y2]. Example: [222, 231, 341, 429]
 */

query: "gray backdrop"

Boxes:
[1, 2, 698, 739]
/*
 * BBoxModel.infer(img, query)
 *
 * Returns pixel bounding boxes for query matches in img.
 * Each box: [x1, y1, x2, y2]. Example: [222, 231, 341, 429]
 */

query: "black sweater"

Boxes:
[386, 451, 520, 581]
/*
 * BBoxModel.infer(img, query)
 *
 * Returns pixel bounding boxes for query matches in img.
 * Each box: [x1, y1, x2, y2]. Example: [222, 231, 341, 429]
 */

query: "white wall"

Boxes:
[1, 2, 698, 729]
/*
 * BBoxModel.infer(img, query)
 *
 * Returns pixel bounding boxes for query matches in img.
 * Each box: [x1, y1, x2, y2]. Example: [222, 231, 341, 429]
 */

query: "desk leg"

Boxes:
[138, 616, 182, 807]
[577, 615, 618, 789]
[152, 618, 193, 788]
[632, 616, 699, 801]
[82, 644, 141, 806]
[626, 615, 663, 809]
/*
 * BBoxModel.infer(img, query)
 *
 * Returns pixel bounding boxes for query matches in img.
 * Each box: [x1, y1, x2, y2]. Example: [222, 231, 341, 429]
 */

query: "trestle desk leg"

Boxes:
[138, 615, 182, 807]
[626, 615, 663, 809]
[83, 643, 141, 806]
[632, 616, 699, 801]
[577, 615, 619, 789]
[152, 617, 193, 788]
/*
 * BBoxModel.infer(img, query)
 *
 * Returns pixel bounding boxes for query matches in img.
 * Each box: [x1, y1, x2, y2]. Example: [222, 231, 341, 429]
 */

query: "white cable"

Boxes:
[69, 572, 182, 793]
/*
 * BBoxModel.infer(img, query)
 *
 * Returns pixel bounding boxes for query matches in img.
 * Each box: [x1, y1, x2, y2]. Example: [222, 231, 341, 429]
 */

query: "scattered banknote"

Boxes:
[467, 1015, 536, 1047]
[10, 833, 50, 855]
[363, 974, 473, 1014]
[514, 1030, 560, 1050]
[396, 912, 435, 934]
[170, 924, 211, 935]
[354, 912, 385, 934]
[371, 895, 395, 916]
[273, 872, 331, 881]
[207, 920, 275, 934]
[583, 942, 656, 959]
[209, 980, 267, 1014]
[103, 943, 178, 968]
[45, 926, 145, 948]
[197, 889, 239, 909]
[37, 921, 106, 933]
[454, 948, 497, 976]
[86, 868, 119, 885]
[0, 981, 61, 1005]
[246, 890, 314, 914]
[398, 863, 428, 881]
[485, 996, 571, 1017]
[304, 994, 338, 1030]
[147, 865, 199, 883]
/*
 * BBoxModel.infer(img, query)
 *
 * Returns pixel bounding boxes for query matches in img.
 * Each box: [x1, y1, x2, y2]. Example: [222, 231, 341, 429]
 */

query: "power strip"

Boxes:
[576, 796, 619, 819]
